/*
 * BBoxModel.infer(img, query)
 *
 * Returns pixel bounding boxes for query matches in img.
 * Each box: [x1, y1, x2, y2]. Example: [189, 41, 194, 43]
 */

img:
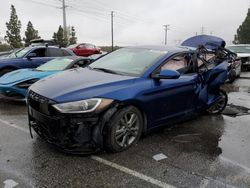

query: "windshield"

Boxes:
[89, 48, 166, 76]
[36, 58, 73, 71]
[7, 48, 23, 58]
[15, 47, 33, 57]
[227, 46, 250, 53]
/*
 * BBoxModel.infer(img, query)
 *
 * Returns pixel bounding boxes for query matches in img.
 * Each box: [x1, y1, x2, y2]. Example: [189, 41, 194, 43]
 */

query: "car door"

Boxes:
[78, 44, 87, 56]
[24, 47, 51, 68]
[149, 52, 200, 125]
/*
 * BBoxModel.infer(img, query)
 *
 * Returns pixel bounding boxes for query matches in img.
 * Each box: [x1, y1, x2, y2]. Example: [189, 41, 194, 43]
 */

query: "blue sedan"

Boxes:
[0, 56, 91, 101]
[0, 46, 75, 76]
[28, 42, 230, 154]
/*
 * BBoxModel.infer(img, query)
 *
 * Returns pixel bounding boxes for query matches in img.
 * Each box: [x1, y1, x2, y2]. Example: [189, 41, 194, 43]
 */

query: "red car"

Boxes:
[67, 43, 101, 57]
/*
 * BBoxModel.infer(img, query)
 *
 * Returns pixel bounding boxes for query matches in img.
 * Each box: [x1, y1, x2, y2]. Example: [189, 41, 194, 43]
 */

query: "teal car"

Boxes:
[0, 56, 91, 101]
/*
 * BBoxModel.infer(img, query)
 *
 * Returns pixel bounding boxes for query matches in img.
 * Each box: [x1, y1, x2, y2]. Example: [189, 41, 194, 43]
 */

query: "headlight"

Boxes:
[52, 98, 113, 113]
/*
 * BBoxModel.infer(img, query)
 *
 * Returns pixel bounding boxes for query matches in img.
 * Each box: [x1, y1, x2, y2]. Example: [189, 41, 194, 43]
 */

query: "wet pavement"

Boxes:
[0, 72, 250, 188]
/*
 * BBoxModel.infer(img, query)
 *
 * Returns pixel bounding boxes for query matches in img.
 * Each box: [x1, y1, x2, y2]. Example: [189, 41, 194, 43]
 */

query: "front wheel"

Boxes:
[104, 106, 143, 153]
[206, 89, 228, 115]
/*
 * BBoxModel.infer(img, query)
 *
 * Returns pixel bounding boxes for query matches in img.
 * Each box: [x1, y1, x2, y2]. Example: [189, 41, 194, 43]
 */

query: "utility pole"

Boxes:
[201, 26, 205, 35]
[111, 11, 114, 51]
[62, 0, 67, 39]
[163, 24, 170, 45]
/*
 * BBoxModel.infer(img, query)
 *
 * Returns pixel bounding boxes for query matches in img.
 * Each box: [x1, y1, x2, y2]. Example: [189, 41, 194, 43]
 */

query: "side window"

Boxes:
[47, 48, 63, 57]
[161, 55, 187, 71]
[160, 53, 195, 74]
[79, 44, 86, 48]
[85, 44, 95, 49]
[31, 48, 46, 57]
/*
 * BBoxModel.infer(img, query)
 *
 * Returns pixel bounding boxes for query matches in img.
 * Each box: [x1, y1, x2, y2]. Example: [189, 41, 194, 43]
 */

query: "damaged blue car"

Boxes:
[27, 36, 232, 154]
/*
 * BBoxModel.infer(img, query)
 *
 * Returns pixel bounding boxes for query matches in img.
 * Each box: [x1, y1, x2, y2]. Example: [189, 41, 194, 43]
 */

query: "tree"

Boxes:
[234, 8, 250, 44]
[69, 26, 77, 45]
[52, 25, 68, 47]
[5, 5, 22, 48]
[23, 21, 40, 46]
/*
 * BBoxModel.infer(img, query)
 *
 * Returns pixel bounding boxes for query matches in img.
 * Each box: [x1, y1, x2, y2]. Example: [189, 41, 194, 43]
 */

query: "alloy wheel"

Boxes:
[207, 91, 227, 114]
[115, 112, 140, 148]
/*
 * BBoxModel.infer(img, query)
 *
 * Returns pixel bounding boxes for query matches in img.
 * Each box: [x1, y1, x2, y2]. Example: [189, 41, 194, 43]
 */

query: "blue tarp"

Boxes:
[181, 35, 226, 50]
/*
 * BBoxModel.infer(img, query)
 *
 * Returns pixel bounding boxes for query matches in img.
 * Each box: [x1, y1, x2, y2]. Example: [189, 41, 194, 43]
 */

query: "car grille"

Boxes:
[28, 90, 55, 115]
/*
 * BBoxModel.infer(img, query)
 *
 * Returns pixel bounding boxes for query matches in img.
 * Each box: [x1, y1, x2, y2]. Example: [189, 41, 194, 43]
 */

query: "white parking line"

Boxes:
[0, 119, 29, 134]
[91, 155, 175, 188]
[0, 118, 176, 188]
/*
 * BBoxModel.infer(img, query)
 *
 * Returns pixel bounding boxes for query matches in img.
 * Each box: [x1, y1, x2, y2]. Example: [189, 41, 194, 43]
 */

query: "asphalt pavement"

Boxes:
[0, 72, 250, 188]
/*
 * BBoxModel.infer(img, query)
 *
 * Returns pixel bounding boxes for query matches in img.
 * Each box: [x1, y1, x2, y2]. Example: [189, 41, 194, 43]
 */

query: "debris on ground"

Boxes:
[153, 153, 168, 161]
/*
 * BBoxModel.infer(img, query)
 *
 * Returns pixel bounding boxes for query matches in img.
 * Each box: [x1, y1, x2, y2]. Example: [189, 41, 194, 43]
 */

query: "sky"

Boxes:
[0, 0, 249, 46]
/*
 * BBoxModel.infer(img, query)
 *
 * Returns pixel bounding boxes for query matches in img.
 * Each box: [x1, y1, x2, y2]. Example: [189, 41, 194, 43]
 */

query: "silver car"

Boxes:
[227, 44, 250, 71]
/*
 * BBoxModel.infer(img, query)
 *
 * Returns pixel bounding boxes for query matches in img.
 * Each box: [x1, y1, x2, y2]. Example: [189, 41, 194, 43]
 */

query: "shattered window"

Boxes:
[161, 55, 188, 71]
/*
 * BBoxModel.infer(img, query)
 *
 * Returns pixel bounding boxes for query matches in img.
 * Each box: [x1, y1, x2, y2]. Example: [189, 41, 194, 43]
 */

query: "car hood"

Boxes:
[0, 69, 58, 85]
[30, 68, 136, 103]
[237, 53, 250, 58]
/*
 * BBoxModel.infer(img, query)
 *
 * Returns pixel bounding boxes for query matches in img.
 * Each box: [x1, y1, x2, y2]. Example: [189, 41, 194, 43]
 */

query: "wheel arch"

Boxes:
[110, 100, 148, 134]
[0, 65, 18, 72]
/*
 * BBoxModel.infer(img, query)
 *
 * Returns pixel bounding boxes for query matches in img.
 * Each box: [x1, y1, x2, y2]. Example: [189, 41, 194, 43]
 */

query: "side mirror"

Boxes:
[26, 53, 37, 59]
[153, 69, 180, 79]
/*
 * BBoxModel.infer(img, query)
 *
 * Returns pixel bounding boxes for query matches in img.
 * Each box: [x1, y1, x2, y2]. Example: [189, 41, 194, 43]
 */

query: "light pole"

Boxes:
[163, 24, 170, 45]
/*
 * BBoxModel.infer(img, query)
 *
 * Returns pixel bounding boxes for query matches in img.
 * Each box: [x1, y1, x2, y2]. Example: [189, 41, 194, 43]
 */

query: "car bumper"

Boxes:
[28, 105, 104, 154]
[0, 85, 27, 101]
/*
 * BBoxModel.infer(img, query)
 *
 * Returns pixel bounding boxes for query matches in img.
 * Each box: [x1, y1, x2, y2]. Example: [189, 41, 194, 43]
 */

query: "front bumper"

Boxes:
[28, 106, 101, 154]
[27, 91, 116, 154]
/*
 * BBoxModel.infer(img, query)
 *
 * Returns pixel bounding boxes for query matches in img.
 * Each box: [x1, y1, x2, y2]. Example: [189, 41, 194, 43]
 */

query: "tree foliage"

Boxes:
[52, 25, 68, 47]
[234, 8, 250, 44]
[23, 21, 40, 46]
[0, 44, 12, 52]
[5, 5, 22, 48]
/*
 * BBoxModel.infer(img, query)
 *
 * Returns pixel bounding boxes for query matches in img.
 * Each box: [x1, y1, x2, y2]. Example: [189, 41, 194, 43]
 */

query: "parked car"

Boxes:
[0, 46, 75, 77]
[0, 56, 91, 101]
[30, 39, 58, 47]
[227, 44, 250, 71]
[67, 43, 101, 57]
[27, 36, 230, 154]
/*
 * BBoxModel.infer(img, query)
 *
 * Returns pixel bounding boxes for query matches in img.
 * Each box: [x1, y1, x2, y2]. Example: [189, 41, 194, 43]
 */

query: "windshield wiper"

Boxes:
[92, 67, 119, 74]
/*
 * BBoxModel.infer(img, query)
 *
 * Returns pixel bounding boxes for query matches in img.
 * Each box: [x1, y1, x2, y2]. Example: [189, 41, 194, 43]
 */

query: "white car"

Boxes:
[227, 44, 250, 71]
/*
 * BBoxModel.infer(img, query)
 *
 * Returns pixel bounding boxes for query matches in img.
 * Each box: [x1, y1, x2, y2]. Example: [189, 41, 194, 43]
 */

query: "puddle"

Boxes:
[171, 133, 202, 143]
[222, 104, 250, 117]
[221, 83, 239, 93]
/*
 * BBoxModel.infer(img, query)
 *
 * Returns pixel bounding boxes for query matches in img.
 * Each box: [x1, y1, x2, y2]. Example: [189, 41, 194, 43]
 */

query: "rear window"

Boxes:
[62, 49, 72, 56]
[47, 48, 64, 57]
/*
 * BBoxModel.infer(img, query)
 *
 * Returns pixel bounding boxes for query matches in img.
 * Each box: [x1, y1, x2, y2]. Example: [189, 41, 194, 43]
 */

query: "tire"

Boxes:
[104, 106, 143, 153]
[0, 68, 15, 77]
[206, 89, 228, 115]
[228, 69, 236, 83]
